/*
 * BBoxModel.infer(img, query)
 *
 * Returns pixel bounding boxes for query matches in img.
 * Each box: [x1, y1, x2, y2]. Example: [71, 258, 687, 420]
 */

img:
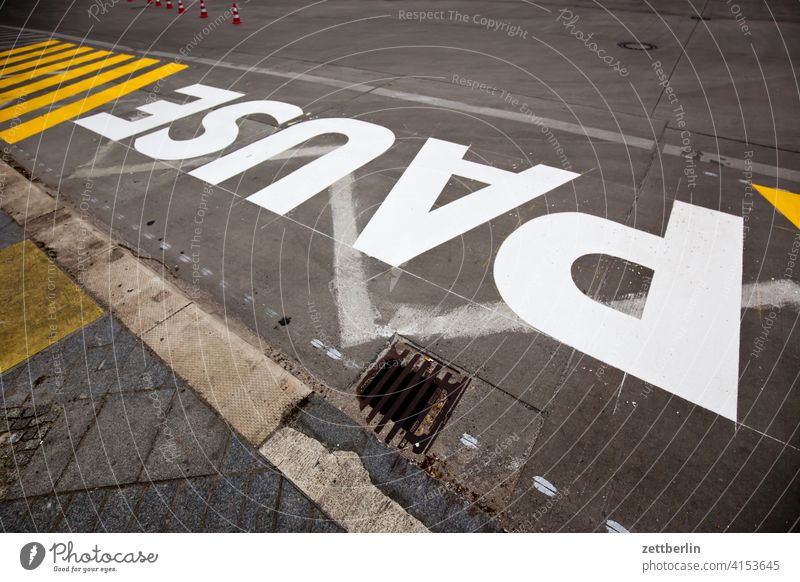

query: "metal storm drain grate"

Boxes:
[356, 342, 469, 454]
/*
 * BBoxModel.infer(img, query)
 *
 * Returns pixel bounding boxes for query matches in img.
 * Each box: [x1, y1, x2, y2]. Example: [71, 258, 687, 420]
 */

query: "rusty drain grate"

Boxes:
[356, 342, 469, 454]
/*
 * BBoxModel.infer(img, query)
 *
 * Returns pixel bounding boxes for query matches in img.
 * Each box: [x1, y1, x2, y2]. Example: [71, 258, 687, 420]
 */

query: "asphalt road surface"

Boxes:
[0, 0, 798, 532]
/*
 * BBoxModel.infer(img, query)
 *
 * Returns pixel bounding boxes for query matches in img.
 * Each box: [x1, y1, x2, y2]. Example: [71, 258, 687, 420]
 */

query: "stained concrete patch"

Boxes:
[141, 303, 310, 445]
[0, 239, 103, 372]
[0, 164, 58, 225]
[290, 394, 503, 532]
[260, 426, 428, 533]
[24, 206, 114, 273]
[78, 247, 191, 336]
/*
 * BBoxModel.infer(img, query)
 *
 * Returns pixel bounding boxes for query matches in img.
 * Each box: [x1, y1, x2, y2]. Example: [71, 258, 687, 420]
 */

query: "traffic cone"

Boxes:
[199, 0, 208, 18]
[232, 2, 241, 24]
[166, 0, 173, 8]
[177, 0, 185, 14]
[155, 0, 161, 6]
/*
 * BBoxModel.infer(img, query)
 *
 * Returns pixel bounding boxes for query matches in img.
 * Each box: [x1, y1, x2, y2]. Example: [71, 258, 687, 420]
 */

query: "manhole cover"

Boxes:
[618, 41, 657, 51]
[356, 340, 469, 455]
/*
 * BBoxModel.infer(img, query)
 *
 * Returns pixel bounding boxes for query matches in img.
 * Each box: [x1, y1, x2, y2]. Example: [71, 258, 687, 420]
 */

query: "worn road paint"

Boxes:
[376, 279, 800, 342]
[329, 174, 383, 347]
[532, 475, 558, 497]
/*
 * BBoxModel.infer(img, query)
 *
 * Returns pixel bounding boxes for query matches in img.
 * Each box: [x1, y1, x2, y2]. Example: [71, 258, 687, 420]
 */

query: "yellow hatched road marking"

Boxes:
[0, 46, 93, 76]
[0, 39, 61, 59]
[0, 57, 159, 124]
[0, 42, 74, 68]
[0, 53, 134, 102]
[0, 50, 112, 90]
[753, 184, 800, 230]
[0, 62, 187, 143]
[0, 240, 104, 373]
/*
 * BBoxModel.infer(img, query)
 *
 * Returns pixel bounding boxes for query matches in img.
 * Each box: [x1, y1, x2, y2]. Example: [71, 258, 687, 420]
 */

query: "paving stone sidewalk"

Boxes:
[0, 209, 342, 533]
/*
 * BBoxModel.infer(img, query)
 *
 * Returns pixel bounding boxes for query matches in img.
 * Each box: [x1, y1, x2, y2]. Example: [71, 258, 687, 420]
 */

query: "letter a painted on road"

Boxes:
[354, 138, 579, 266]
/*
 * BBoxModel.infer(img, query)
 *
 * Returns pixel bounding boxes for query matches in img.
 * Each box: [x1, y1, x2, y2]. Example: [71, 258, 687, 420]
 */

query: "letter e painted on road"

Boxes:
[75, 84, 242, 140]
[134, 100, 304, 159]
[493, 201, 743, 421]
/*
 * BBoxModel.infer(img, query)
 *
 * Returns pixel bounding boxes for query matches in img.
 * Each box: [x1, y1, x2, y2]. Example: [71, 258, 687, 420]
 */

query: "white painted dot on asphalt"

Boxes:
[606, 519, 630, 533]
[533, 475, 558, 497]
[460, 433, 479, 449]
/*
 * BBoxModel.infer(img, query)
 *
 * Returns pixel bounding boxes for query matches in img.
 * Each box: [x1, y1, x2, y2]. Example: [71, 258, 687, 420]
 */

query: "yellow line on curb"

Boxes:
[0, 53, 135, 102]
[0, 50, 113, 90]
[0, 239, 104, 373]
[0, 46, 93, 77]
[0, 57, 159, 124]
[0, 39, 61, 59]
[0, 42, 74, 69]
[0, 62, 187, 143]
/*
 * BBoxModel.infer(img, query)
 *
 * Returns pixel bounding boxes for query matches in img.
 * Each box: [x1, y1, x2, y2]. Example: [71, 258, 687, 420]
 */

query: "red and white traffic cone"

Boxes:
[177, 0, 185, 14]
[155, 0, 161, 6]
[199, 0, 209, 18]
[166, 0, 173, 9]
[232, 2, 241, 25]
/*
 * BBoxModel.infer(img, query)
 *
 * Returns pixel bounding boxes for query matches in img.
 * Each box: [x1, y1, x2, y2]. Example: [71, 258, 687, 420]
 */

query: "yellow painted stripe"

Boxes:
[0, 42, 74, 68]
[753, 184, 800, 230]
[0, 53, 134, 102]
[0, 57, 159, 124]
[0, 50, 112, 90]
[0, 62, 187, 143]
[0, 240, 104, 373]
[0, 46, 93, 77]
[0, 39, 61, 59]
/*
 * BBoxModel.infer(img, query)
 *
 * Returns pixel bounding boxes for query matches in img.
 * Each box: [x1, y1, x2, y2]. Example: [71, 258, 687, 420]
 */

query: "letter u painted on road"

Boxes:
[189, 118, 395, 215]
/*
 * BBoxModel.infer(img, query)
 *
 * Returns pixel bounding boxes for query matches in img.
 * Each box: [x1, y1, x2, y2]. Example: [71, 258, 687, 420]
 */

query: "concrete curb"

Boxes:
[0, 158, 430, 533]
